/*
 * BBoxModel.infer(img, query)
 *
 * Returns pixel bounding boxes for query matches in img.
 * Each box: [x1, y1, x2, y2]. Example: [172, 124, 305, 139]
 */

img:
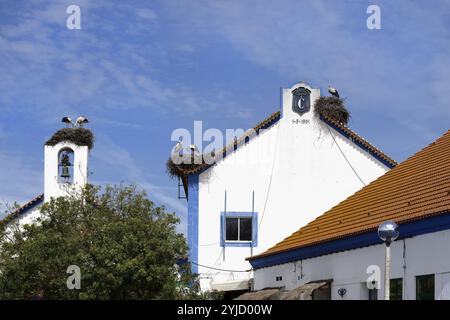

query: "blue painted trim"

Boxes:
[279, 86, 283, 118]
[249, 211, 450, 270]
[187, 174, 199, 274]
[321, 116, 396, 169]
[220, 211, 258, 247]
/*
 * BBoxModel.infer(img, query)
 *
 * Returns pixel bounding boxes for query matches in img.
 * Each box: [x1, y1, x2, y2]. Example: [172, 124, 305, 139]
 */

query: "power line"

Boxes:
[191, 261, 252, 273]
[327, 125, 366, 186]
[198, 242, 220, 247]
[203, 251, 223, 277]
[257, 116, 281, 233]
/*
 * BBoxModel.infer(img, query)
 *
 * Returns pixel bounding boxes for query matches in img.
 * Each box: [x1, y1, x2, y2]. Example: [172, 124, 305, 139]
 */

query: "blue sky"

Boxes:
[1, 0, 449, 231]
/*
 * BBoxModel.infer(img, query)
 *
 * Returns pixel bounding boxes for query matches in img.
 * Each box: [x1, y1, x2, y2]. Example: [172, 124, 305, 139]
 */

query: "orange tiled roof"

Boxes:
[249, 130, 450, 261]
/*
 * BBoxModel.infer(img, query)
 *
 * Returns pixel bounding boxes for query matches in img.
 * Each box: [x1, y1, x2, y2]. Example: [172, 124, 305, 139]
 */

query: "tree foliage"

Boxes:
[0, 185, 207, 299]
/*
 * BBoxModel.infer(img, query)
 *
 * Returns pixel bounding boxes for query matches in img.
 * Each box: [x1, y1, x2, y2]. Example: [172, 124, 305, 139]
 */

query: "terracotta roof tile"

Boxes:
[249, 130, 450, 261]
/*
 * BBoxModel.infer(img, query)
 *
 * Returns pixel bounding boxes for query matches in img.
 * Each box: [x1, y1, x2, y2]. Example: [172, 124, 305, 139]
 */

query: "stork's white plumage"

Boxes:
[172, 141, 183, 155]
[76, 116, 89, 127]
[61, 116, 73, 127]
[175, 141, 182, 152]
[328, 85, 340, 98]
[189, 144, 199, 153]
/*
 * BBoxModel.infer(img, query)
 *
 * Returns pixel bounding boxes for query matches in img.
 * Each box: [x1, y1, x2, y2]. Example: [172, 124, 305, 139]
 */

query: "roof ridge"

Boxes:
[181, 110, 397, 176]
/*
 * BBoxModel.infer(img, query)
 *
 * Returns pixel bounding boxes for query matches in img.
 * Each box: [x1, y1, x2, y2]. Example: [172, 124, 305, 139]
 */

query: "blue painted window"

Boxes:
[220, 212, 258, 247]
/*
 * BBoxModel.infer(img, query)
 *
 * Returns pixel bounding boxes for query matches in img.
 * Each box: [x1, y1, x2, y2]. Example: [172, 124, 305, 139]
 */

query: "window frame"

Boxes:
[416, 274, 435, 300]
[220, 212, 258, 247]
[390, 278, 403, 300]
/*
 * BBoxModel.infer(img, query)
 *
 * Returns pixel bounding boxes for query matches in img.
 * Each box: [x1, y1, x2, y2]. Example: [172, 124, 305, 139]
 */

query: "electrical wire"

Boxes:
[191, 261, 253, 273]
[326, 125, 366, 186]
[198, 242, 220, 247]
[203, 251, 223, 277]
[257, 115, 281, 233]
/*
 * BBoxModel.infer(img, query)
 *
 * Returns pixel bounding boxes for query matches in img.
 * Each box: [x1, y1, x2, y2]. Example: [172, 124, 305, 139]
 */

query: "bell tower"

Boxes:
[44, 117, 92, 202]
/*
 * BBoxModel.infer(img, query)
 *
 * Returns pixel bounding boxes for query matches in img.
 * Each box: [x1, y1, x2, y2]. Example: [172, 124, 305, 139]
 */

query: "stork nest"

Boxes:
[314, 96, 350, 125]
[166, 157, 200, 179]
[45, 128, 94, 150]
[166, 151, 217, 179]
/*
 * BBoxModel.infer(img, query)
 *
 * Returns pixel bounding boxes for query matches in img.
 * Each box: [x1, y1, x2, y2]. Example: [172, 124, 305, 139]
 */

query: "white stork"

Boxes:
[172, 140, 183, 156]
[328, 85, 340, 98]
[61, 116, 73, 127]
[76, 116, 89, 127]
[189, 144, 199, 154]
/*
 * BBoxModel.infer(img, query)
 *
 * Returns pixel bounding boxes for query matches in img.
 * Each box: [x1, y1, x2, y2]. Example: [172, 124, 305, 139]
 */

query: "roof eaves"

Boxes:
[248, 208, 449, 261]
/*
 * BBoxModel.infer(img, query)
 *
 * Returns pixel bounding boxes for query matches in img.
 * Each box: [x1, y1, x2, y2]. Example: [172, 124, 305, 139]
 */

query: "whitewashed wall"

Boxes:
[253, 228, 450, 300]
[196, 83, 391, 291]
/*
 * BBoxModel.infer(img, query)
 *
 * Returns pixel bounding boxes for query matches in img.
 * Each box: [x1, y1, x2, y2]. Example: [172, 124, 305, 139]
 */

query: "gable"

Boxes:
[179, 111, 397, 198]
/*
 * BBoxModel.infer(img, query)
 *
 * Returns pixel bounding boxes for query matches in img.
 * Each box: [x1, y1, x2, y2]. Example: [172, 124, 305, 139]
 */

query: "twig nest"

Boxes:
[166, 155, 203, 179]
[45, 128, 94, 150]
[314, 96, 350, 125]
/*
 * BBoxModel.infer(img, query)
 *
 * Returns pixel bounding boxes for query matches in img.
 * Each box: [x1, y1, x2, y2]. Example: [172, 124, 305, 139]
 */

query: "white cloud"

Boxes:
[136, 8, 158, 20]
[161, 0, 450, 147]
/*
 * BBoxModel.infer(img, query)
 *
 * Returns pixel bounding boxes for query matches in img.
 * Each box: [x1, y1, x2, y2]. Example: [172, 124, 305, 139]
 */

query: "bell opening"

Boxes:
[58, 148, 74, 184]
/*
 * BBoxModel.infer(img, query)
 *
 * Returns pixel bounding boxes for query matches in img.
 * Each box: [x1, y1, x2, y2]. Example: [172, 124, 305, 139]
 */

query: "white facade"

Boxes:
[253, 229, 450, 300]
[189, 82, 393, 291]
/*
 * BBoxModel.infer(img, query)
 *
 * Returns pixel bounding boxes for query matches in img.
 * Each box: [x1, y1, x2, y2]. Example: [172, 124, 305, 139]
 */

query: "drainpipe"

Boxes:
[223, 190, 227, 261]
[251, 190, 255, 257]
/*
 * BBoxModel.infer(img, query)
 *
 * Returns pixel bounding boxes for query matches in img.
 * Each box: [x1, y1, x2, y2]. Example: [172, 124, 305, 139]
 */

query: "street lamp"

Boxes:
[378, 220, 399, 300]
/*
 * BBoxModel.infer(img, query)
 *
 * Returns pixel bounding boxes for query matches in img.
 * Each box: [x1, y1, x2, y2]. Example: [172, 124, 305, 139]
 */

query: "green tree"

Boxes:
[0, 185, 203, 299]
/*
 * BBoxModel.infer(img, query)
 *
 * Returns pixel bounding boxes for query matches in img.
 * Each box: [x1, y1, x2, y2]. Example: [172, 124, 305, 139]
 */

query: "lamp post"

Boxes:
[378, 221, 399, 300]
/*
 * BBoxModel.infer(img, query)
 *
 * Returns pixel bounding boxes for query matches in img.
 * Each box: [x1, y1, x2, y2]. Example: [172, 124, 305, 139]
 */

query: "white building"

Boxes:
[0, 127, 91, 229]
[181, 82, 397, 293]
[247, 130, 450, 300]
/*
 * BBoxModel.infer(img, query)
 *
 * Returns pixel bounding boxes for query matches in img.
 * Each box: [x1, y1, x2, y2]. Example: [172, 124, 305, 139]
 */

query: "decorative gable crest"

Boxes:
[292, 87, 311, 116]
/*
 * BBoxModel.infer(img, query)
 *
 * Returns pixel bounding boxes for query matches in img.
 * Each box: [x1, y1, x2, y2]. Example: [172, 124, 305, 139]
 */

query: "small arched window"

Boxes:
[58, 148, 74, 184]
